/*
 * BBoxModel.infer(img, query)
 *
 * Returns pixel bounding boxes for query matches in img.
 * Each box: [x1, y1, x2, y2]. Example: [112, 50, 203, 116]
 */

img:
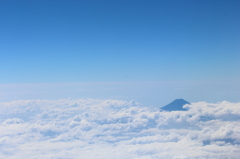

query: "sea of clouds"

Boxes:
[0, 99, 240, 159]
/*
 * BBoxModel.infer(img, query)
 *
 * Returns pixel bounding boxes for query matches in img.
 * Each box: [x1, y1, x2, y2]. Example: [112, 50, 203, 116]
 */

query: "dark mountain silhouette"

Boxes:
[160, 99, 190, 111]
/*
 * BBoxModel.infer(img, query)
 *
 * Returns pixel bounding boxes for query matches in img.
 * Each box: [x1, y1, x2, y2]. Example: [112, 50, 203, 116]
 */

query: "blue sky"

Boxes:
[0, 0, 240, 105]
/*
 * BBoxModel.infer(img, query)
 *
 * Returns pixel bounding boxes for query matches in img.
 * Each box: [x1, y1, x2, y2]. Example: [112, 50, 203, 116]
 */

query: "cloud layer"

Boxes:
[0, 99, 240, 158]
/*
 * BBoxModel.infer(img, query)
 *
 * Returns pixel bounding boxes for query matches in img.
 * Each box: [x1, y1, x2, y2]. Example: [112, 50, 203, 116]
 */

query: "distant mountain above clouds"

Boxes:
[160, 99, 190, 111]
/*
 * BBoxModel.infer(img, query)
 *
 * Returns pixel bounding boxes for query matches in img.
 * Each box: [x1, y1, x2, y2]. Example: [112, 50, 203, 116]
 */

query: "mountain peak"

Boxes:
[160, 99, 190, 111]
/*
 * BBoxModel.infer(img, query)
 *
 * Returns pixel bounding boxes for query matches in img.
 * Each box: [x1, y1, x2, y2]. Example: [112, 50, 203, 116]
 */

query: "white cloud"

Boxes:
[0, 99, 240, 158]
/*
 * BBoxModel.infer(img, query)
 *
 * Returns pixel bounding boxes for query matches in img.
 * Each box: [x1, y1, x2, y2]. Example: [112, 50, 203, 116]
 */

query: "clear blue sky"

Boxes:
[1, 0, 239, 83]
[0, 0, 240, 105]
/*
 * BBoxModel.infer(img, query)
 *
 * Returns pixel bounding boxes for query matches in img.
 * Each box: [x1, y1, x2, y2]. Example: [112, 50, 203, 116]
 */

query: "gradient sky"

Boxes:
[0, 0, 240, 105]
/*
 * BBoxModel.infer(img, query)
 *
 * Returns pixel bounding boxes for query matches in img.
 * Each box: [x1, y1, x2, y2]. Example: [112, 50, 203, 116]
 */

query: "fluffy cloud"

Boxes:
[0, 99, 240, 158]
